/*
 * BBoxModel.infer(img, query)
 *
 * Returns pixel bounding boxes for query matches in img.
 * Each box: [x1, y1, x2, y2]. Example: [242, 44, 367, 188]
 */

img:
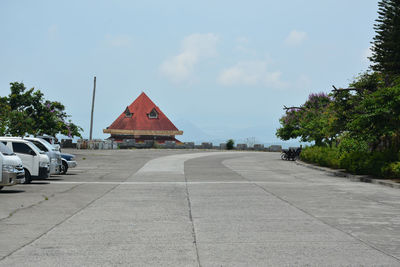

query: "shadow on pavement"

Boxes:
[36, 178, 64, 181]
[0, 189, 25, 194]
[29, 181, 50, 185]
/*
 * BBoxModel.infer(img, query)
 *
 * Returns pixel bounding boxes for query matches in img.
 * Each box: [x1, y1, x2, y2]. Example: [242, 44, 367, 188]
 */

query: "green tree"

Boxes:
[276, 108, 302, 141]
[0, 96, 10, 135]
[3, 82, 82, 138]
[370, 0, 400, 78]
[276, 93, 333, 146]
[347, 83, 400, 150]
[331, 71, 400, 151]
[226, 139, 234, 150]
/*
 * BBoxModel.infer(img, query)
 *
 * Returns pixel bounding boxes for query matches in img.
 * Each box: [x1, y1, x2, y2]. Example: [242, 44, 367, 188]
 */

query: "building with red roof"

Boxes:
[103, 92, 183, 143]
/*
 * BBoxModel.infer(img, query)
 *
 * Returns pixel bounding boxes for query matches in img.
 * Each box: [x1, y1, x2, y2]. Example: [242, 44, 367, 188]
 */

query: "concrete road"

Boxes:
[0, 149, 400, 266]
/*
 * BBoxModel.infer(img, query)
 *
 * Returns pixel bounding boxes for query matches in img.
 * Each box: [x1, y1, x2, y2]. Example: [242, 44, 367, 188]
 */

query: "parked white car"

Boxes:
[36, 135, 61, 152]
[0, 142, 25, 189]
[0, 137, 50, 184]
[24, 137, 62, 175]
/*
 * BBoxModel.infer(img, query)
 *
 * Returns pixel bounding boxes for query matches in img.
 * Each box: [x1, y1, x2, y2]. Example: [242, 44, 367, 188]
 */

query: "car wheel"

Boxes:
[24, 169, 32, 184]
[0, 186, 3, 190]
[61, 161, 68, 174]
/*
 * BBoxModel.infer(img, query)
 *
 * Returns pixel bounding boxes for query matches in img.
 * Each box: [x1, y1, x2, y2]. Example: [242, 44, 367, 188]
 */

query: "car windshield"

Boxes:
[26, 138, 55, 152]
[30, 140, 48, 152]
[38, 136, 55, 144]
[28, 142, 44, 153]
[41, 137, 59, 150]
[37, 138, 58, 151]
[0, 142, 14, 156]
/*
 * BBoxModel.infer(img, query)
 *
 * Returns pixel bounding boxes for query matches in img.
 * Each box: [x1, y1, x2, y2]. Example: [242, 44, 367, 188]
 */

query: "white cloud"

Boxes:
[284, 30, 307, 46]
[362, 46, 373, 63]
[160, 33, 219, 83]
[234, 36, 256, 55]
[105, 34, 132, 48]
[218, 60, 288, 88]
[236, 36, 249, 44]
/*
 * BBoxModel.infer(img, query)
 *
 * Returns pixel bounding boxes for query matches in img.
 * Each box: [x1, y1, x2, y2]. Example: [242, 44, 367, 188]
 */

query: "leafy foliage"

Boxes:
[346, 82, 400, 149]
[0, 82, 82, 138]
[226, 139, 234, 150]
[300, 146, 341, 169]
[280, 73, 400, 177]
[382, 161, 400, 178]
[276, 93, 333, 146]
[0, 97, 11, 135]
[278, 72, 400, 150]
[278, 1, 400, 178]
[370, 0, 400, 77]
[300, 146, 400, 177]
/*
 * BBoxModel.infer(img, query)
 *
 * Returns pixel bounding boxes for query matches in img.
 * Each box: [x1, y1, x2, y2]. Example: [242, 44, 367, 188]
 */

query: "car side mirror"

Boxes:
[30, 150, 36, 156]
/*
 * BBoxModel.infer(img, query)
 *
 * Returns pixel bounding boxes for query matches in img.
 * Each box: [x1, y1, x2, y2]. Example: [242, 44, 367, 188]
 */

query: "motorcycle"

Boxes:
[281, 147, 302, 161]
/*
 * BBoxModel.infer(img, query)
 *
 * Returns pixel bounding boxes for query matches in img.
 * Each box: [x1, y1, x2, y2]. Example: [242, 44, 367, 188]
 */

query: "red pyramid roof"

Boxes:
[103, 92, 183, 136]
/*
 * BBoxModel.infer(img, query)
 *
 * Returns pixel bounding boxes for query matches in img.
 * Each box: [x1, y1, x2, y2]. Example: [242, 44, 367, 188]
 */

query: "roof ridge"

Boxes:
[103, 92, 182, 134]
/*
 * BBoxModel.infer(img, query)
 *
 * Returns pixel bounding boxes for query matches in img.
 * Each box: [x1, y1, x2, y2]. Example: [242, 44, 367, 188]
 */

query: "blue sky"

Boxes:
[0, 0, 378, 144]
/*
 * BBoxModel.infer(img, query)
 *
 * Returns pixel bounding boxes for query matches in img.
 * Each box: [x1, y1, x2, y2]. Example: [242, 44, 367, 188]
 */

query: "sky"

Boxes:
[0, 0, 379, 145]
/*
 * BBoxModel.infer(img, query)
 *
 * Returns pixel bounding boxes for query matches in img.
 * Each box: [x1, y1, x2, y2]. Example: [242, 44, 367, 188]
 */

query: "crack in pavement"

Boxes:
[223, 158, 400, 263]
[184, 171, 202, 267]
[0, 183, 81, 222]
[0, 171, 137, 262]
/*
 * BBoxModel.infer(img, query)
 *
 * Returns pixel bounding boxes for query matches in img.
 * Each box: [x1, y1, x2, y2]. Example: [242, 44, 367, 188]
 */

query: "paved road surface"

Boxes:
[0, 149, 399, 266]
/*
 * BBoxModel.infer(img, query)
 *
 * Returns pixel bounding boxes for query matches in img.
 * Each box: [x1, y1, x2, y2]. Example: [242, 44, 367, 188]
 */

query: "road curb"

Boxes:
[295, 160, 400, 189]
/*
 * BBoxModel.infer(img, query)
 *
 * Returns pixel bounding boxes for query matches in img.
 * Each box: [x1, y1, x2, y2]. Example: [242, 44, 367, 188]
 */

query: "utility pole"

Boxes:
[89, 76, 96, 141]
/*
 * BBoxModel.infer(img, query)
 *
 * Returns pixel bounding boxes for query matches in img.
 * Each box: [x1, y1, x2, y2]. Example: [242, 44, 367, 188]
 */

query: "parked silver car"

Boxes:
[0, 142, 25, 189]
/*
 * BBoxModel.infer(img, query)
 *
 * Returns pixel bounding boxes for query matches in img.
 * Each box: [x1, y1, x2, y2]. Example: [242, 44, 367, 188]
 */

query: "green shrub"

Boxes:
[338, 136, 369, 154]
[339, 149, 397, 176]
[369, 150, 398, 176]
[339, 151, 371, 174]
[381, 162, 400, 178]
[226, 139, 234, 150]
[301, 145, 400, 177]
[300, 146, 340, 169]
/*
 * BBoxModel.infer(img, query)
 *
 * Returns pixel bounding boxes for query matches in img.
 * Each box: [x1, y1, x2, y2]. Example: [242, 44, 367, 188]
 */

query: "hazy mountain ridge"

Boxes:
[174, 119, 301, 148]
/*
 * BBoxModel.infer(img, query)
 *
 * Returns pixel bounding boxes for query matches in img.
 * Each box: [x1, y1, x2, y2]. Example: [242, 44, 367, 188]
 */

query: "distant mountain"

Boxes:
[173, 120, 302, 148]
[173, 119, 215, 144]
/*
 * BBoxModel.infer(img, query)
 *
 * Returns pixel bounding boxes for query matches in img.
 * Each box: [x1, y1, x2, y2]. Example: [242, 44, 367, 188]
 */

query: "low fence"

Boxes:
[70, 139, 282, 152]
[76, 139, 118, 150]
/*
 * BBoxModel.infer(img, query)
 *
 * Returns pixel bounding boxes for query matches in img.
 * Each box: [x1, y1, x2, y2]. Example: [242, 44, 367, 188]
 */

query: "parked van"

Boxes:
[25, 137, 62, 175]
[0, 138, 50, 184]
[0, 142, 25, 189]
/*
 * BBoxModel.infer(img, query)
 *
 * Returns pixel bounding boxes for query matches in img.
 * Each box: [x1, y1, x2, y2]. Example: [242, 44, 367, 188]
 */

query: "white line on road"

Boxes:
[47, 181, 251, 185]
[135, 151, 245, 174]
[46, 181, 315, 185]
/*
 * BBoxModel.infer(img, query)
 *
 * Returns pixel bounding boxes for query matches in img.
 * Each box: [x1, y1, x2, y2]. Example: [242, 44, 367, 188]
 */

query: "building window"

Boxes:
[148, 108, 158, 119]
[124, 107, 132, 118]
